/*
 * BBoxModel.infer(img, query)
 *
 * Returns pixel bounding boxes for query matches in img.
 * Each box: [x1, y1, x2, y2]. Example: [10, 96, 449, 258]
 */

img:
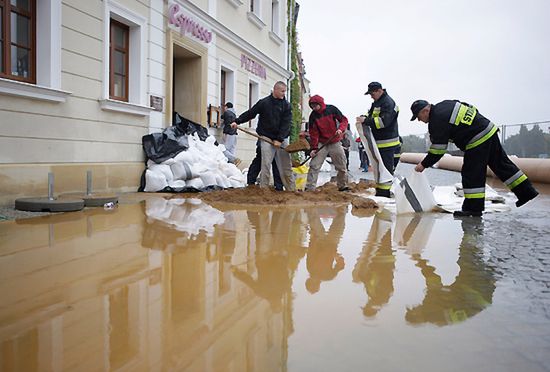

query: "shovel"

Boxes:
[237, 126, 310, 153]
[297, 132, 341, 167]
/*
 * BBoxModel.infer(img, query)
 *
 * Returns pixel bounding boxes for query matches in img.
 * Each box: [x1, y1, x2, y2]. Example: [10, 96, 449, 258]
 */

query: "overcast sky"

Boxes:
[298, 0, 550, 136]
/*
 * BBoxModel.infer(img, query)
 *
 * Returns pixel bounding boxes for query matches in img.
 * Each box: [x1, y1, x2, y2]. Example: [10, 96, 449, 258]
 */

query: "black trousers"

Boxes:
[375, 147, 396, 197]
[462, 134, 534, 212]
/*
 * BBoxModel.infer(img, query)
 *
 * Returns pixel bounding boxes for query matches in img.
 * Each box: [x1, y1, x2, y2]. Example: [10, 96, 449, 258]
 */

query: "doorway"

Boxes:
[172, 44, 203, 124]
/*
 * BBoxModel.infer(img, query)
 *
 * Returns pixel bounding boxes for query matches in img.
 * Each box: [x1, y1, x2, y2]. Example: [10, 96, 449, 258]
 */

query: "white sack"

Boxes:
[394, 171, 437, 214]
[144, 170, 168, 192]
[171, 161, 198, 180]
[355, 122, 393, 184]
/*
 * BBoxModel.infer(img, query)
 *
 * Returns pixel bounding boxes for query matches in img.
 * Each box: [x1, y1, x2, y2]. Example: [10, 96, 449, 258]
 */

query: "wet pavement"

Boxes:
[1, 158, 550, 371]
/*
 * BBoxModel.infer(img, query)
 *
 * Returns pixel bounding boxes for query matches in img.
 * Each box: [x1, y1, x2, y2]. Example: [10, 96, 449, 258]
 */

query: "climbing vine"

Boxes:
[287, 0, 302, 145]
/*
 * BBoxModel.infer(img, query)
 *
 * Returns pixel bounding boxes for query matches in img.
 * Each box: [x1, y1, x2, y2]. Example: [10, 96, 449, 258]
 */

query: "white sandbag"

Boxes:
[174, 149, 196, 164]
[355, 122, 393, 184]
[229, 178, 245, 188]
[192, 162, 209, 174]
[144, 169, 168, 192]
[168, 179, 187, 189]
[220, 163, 243, 178]
[161, 158, 176, 166]
[148, 164, 174, 183]
[200, 171, 217, 187]
[394, 171, 437, 214]
[205, 135, 217, 145]
[171, 161, 197, 180]
[186, 177, 204, 189]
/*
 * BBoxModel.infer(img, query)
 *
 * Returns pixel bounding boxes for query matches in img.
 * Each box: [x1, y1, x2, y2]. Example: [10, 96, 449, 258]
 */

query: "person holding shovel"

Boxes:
[305, 95, 350, 191]
[231, 81, 295, 191]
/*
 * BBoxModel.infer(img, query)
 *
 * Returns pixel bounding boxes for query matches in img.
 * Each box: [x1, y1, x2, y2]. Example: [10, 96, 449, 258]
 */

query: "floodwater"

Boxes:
[1, 169, 550, 371]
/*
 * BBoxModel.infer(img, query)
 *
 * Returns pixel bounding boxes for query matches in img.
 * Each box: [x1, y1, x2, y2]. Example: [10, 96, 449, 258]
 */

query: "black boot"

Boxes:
[515, 182, 539, 208]
[453, 210, 482, 217]
[375, 189, 391, 198]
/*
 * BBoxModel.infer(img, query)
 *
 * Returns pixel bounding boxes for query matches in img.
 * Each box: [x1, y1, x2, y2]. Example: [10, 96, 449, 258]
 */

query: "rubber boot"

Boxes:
[514, 181, 539, 208]
[453, 210, 482, 217]
[375, 189, 391, 198]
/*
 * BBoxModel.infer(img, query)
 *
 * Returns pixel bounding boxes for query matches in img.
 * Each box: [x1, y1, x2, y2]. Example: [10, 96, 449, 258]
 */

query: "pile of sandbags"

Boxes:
[144, 133, 246, 192]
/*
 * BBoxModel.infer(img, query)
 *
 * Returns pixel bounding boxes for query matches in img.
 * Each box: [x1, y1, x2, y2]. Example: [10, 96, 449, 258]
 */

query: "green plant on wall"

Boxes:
[288, 0, 302, 160]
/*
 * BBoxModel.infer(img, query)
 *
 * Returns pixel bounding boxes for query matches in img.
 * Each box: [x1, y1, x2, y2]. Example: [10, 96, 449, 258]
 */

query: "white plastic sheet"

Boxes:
[394, 171, 437, 214]
[355, 122, 393, 185]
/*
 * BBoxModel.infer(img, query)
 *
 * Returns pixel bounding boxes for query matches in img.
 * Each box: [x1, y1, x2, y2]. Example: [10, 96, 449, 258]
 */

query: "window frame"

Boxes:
[109, 18, 129, 102]
[0, 0, 37, 84]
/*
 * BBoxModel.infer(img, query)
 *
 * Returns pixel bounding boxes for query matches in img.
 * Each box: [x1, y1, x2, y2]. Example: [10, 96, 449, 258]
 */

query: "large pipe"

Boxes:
[400, 153, 550, 184]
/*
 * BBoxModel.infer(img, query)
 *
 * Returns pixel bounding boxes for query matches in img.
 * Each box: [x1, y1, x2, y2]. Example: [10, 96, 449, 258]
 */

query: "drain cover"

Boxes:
[15, 197, 85, 212]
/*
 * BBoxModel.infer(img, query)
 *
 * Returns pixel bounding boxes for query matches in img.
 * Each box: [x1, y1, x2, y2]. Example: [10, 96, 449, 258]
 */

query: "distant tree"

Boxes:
[402, 135, 426, 153]
[503, 125, 549, 158]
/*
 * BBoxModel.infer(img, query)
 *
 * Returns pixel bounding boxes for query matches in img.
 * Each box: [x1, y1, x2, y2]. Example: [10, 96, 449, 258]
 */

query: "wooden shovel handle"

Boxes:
[236, 126, 275, 145]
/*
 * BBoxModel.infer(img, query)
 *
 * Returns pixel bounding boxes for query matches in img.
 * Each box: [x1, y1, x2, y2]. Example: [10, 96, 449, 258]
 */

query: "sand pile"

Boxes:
[189, 179, 376, 206]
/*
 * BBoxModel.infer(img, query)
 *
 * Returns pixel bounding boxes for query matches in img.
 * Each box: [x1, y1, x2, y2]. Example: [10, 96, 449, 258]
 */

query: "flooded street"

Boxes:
[1, 167, 550, 371]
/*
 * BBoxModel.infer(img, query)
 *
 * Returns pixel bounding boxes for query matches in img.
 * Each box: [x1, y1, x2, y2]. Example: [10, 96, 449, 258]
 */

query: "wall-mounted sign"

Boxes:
[150, 95, 164, 112]
[241, 54, 267, 80]
[168, 3, 213, 44]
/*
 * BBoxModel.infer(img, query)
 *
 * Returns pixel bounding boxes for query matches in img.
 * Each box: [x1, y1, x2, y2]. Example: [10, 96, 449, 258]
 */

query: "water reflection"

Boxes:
[305, 206, 347, 294]
[231, 211, 292, 312]
[0, 198, 520, 371]
[352, 211, 395, 317]
[405, 218, 496, 326]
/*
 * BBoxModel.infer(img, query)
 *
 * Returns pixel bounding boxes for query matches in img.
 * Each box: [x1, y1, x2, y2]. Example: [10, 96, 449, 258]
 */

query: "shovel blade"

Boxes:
[284, 138, 310, 153]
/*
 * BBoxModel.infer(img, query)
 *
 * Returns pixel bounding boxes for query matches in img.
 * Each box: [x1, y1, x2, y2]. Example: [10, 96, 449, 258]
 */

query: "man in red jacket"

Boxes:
[305, 95, 350, 191]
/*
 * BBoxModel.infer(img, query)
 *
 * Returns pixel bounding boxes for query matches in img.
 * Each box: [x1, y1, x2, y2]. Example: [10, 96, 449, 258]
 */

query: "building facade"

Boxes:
[0, 0, 292, 205]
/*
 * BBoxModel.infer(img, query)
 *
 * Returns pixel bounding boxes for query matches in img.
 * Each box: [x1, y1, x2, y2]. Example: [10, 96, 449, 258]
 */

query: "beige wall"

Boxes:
[0, 0, 152, 205]
[0, 0, 291, 205]
[216, 0, 288, 66]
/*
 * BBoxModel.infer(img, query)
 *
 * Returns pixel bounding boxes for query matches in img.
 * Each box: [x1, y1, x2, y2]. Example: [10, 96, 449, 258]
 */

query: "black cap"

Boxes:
[410, 100, 429, 121]
[364, 82, 382, 95]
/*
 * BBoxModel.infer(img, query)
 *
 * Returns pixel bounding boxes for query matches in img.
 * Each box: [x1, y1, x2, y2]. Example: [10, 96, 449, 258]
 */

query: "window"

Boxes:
[220, 70, 226, 107]
[100, 1, 150, 116]
[0, 0, 36, 83]
[220, 65, 235, 108]
[271, 0, 279, 35]
[247, 0, 264, 29]
[248, 80, 259, 128]
[109, 19, 129, 102]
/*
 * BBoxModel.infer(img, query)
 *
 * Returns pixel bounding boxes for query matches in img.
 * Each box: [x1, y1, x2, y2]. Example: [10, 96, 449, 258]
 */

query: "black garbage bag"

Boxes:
[173, 112, 210, 142]
[142, 126, 189, 164]
[142, 112, 212, 164]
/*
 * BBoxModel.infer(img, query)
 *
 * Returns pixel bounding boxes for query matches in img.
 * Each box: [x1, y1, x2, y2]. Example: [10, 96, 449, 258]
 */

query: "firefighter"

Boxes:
[410, 99, 539, 217]
[356, 82, 401, 197]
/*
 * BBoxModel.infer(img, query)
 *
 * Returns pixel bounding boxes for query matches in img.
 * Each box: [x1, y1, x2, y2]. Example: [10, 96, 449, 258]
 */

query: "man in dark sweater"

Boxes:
[221, 102, 237, 157]
[231, 81, 295, 190]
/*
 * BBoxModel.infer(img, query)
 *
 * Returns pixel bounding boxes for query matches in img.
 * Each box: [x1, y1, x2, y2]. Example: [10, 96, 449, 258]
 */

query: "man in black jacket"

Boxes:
[356, 82, 401, 197]
[411, 99, 539, 216]
[231, 81, 295, 190]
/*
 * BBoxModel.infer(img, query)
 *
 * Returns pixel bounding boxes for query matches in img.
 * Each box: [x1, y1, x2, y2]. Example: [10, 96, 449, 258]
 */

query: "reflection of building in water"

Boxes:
[305, 206, 347, 294]
[0, 201, 307, 371]
[404, 218, 496, 326]
[352, 211, 396, 318]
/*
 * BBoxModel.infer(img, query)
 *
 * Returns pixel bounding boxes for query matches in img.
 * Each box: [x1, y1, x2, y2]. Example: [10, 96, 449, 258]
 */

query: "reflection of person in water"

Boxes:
[305, 206, 347, 294]
[352, 211, 395, 318]
[231, 210, 294, 313]
[405, 218, 496, 326]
